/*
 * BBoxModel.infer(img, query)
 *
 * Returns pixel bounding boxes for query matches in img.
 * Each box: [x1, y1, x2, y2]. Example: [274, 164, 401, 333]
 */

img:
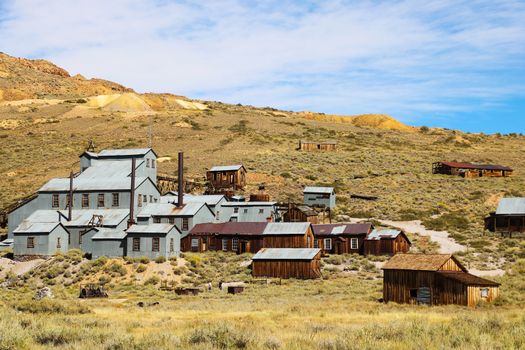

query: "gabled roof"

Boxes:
[126, 223, 179, 234]
[293, 205, 318, 217]
[209, 165, 245, 172]
[190, 222, 268, 236]
[162, 193, 226, 206]
[263, 222, 310, 235]
[366, 228, 407, 241]
[303, 186, 334, 194]
[23, 209, 129, 227]
[220, 202, 276, 207]
[382, 254, 467, 272]
[13, 222, 63, 234]
[98, 148, 156, 157]
[313, 223, 372, 236]
[252, 248, 321, 260]
[496, 198, 525, 215]
[90, 227, 127, 240]
[137, 202, 212, 218]
[437, 161, 512, 171]
[436, 271, 500, 286]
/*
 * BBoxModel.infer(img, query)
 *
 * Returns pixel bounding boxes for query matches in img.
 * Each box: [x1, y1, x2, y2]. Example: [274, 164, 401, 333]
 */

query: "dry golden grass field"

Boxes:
[1, 53, 525, 349]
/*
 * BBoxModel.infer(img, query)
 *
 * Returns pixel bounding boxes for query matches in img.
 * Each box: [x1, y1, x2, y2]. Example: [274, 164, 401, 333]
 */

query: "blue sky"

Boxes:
[0, 0, 524, 133]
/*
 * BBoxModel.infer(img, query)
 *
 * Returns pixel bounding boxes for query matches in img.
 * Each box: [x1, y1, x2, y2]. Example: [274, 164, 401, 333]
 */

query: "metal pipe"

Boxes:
[177, 152, 184, 207]
[128, 158, 136, 228]
[68, 171, 73, 221]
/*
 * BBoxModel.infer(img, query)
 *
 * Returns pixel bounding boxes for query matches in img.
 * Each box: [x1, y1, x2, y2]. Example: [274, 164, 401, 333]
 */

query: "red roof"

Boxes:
[437, 161, 513, 171]
[312, 223, 372, 236]
[190, 222, 268, 236]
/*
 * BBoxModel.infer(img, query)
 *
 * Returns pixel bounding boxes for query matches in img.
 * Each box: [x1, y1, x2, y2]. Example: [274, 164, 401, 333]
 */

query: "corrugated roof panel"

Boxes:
[209, 165, 243, 172]
[91, 228, 127, 240]
[23, 209, 129, 227]
[126, 224, 178, 234]
[313, 223, 372, 235]
[98, 148, 153, 157]
[252, 248, 321, 260]
[137, 203, 179, 217]
[13, 222, 60, 234]
[263, 222, 310, 235]
[366, 229, 401, 240]
[221, 202, 276, 207]
[496, 198, 525, 215]
[303, 187, 334, 194]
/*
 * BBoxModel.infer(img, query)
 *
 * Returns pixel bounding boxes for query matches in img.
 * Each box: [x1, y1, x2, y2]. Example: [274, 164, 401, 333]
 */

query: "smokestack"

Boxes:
[128, 158, 136, 228]
[177, 152, 184, 207]
[68, 171, 74, 221]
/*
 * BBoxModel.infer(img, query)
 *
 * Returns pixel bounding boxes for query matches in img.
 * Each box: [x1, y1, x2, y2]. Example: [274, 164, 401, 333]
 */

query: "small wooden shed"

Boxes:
[262, 222, 314, 248]
[206, 165, 247, 191]
[363, 229, 411, 256]
[484, 197, 525, 236]
[299, 140, 337, 151]
[252, 248, 322, 279]
[382, 254, 500, 307]
[283, 205, 319, 224]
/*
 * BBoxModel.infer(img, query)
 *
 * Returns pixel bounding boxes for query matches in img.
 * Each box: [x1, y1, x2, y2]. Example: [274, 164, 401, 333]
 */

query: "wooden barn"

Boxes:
[312, 223, 373, 254]
[382, 254, 500, 307]
[298, 140, 337, 152]
[283, 205, 319, 224]
[206, 165, 247, 192]
[252, 248, 322, 279]
[432, 161, 513, 178]
[181, 222, 267, 253]
[485, 197, 525, 237]
[262, 222, 314, 248]
[363, 229, 411, 256]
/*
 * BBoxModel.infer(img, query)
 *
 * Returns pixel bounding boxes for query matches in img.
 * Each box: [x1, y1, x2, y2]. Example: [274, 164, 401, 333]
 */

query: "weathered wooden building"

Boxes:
[432, 161, 513, 178]
[303, 187, 336, 209]
[206, 165, 247, 192]
[216, 202, 277, 223]
[13, 222, 69, 257]
[485, 197, 525, 236]
[312, 223, 373, 254]
[82, 228, 127, 258]
[283, 205, 319, 224]
[298, 140, 337, 152]
[382, 254, 500, 307]
[262, 222, 314, 248]
[363, 229, 411, 256]
[125, 224, 180, 259]
[252, 248, 322, 279]
[182, 222, 267, 253]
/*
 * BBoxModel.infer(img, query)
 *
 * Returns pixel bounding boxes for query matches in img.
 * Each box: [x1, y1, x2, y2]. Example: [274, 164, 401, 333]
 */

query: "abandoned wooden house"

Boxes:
[382, 254, 500, 307]
[303, 187, 336, 209]
[251, 248, 322, 279]
[298, 140, 337, 151]
[206, 165, 247, 192]
[312, 223, 373, 254]
[485, 197, 525, 236]
[181, 222, 267, 253]
[363, 229, 411, 256]
[283, 205, 319, 224]
[262, 222, 314, 248]
[432, 161, 513, 178]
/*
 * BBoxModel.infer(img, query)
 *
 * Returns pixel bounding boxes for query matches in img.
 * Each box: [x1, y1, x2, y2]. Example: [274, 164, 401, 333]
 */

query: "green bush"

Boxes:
[155, 256, 166, 264]
[136, 264, 147, 273]
[144, 275, 160, 285]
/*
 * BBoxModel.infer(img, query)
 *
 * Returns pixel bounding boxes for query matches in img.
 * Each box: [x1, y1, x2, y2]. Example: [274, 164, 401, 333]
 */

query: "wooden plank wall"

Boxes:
[263, 230, 314, 248]
[252, 255, 321, 279]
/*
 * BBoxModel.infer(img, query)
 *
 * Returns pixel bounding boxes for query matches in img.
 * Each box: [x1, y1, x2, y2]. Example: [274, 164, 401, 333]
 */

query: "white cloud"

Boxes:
[0, 0, 524, 128]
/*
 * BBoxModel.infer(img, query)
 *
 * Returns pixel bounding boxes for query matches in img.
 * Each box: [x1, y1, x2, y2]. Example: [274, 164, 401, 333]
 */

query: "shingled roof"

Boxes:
[382, 254, 467, 272]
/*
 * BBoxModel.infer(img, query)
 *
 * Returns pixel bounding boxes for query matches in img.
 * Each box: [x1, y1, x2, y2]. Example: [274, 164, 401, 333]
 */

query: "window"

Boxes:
[138, 194, 142, 207]
[82, 193, 89, 208]
[324, 238, 332, 250]
[480, 288, 489, 298]
[182, 218, 189, 230]
[258, 209, 264, 214]
[152, 237, 160, 252]
[232, 238, 239, 251]
[243, 209, 248, 214]
[191, 238, 199, 249]
[229, 174, 234, 184]
[168, 217, 175, 224]
[154, 198, 158, 203]
[314, 239, 319, 248]
[152, 159, 156, 168]
[170, 238, 174, 252]
[350, 238, 358, 250]
[56, 237, 61, 249]
[27, 237, 35, 248]
[133, 237, 140, 251]
[222, 239, 228, 251]
[153, 217, 161, 224]
[52, 194, 59, 208]
[150, 195, 153, 203]
[112, 193, 119, 207]
[146, 158, 150, 168]
[234, 207, 239, 213]
[143, 195, 147, 203]
[97, 193, 105, 207]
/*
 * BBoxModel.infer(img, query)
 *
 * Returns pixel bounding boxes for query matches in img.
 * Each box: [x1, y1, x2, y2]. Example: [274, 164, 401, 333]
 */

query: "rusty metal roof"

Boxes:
[437, 161, 513, 171]
[294, 205, 318, 216]
[126, 223, 179, 234]
[437, 271, 500, 286]
[496, 198, 525, 215]
[190, 222, 268, 236]
[303, 186, 334, 194]
[313, 223, 372, 236]
[383, 254, 467, 272]
[252, 248, 321, 260]
[263, 222, 310, 235]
